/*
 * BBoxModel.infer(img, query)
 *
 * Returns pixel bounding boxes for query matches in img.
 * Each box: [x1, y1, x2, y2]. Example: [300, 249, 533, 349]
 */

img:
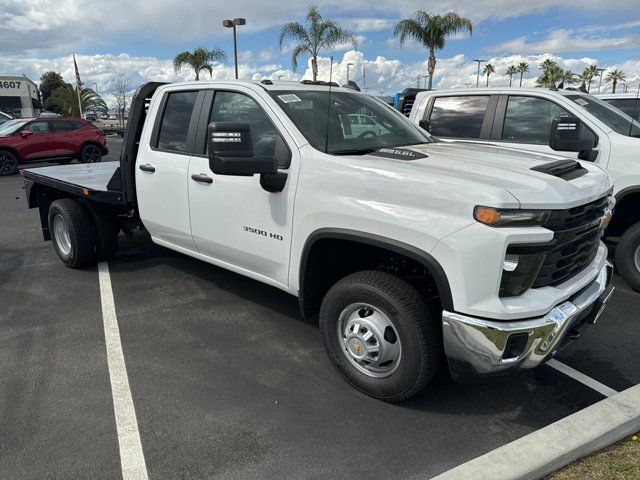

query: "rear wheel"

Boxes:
[48, 199, 96, 268]
[320, 271, 441, 402]
[615, 222, 640, 292]
[0, 150, 18, 176]
[80, 144, 102, 163]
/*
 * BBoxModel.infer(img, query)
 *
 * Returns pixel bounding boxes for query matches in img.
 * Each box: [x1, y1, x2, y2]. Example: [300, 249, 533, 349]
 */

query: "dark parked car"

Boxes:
[0, 117, 108, 175]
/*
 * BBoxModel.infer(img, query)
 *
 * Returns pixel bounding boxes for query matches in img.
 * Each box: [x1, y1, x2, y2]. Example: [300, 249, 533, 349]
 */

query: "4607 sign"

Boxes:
[0, 81, 22, 89]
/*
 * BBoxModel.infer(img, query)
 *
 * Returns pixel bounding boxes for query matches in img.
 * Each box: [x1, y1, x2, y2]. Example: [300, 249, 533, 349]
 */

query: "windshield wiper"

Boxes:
[330, 148, 380, 155]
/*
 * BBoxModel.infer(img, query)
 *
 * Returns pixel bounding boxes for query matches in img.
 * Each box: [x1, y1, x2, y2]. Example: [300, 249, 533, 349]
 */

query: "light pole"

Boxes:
[422, 75, 428, 89]
[596, 68, 606, 93]
[346, 62, 354, 83]
[222, 17, 246, 79]
[93, 82, 99, 95]
[473, 59, 486, 88]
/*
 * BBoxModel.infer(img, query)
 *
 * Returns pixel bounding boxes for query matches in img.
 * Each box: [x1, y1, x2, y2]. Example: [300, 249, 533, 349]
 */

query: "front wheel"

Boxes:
[320, 271, 441, 402]
[615, 222, 640, 292]
[0, 150, 18, 176]
[80, 144, 102, 163]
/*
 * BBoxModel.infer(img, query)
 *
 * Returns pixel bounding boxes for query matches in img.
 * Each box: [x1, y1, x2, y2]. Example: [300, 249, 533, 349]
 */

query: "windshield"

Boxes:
[566, 94, 640, 138]
[0, 119, 28, 137]
[269, 90, 433, 154]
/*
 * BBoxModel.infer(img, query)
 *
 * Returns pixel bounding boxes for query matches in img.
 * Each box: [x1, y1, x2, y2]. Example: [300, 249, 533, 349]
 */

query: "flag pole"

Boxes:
[73, 53, 84, 117]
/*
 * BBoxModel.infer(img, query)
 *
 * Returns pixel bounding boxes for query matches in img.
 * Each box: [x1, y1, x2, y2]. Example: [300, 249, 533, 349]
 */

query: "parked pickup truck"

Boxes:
[408, 87, 640, 292]
[22, 81, 614, 402]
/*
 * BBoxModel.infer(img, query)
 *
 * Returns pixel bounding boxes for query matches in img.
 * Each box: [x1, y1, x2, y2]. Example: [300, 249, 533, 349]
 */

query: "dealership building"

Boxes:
[0, 76, 41, 118]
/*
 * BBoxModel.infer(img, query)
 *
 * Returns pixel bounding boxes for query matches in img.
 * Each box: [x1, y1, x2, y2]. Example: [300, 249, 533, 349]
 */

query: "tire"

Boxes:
[615, 222, 640, 292]
[0, 150, 18, 176]
[88, 203, 119, 261]
[48, 198, 96, 268]
[320, 270, 441, 402]
[79, 144, 102, 163]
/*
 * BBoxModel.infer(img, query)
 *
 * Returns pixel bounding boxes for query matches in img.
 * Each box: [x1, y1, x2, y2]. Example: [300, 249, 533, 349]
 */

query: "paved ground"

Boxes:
[0, 145, 638, 479]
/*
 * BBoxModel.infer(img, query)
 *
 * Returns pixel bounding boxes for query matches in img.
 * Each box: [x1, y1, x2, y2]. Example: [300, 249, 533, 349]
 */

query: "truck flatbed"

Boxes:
[22, 162, 126, 205]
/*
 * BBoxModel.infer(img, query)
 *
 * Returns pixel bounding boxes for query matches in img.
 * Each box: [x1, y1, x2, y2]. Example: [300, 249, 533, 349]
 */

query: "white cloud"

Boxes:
[490, 29, 640, 55]
[1, 0, 639, 56]
[339, 17, 396, 32]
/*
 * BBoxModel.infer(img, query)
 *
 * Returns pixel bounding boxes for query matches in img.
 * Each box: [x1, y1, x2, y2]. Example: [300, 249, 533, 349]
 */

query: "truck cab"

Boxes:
[409, 87, 640, 291]
[22, 81, 614, 402]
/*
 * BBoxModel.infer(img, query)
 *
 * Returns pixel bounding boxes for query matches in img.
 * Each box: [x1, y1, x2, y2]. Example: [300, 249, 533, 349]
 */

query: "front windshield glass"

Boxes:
[0, 119, 28, 136]
[566, 94, 640, 138]
[269, 90, 433, 154]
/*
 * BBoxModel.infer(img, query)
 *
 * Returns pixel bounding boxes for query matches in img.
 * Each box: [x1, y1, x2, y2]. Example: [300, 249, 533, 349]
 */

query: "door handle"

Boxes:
[191, 173, 213, 184]
[139, 163, 155, 173]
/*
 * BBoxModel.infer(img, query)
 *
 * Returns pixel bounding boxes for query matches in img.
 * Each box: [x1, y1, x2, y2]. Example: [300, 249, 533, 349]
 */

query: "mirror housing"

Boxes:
[419, 119, 432, 133]
[549, 117, 593, 152]
[20, 130, 32, 138]
[207, 122, 277, 176]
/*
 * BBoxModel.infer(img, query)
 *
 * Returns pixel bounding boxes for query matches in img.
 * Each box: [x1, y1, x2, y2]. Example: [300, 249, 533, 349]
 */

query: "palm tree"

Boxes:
[44, 85, 108, 117]
[173, 47, 227, 81]
[483, 63, 495, 87]
[539, 58, 557, 73]
[605, 69, 626, 94]
[394, 11, 472, 90]
[517, 62, 529, 87]
[278, 6, 357, 82]
[580, 65, 600, 92]
[505, 66, 518, 87]
[536, 64, 564, 89]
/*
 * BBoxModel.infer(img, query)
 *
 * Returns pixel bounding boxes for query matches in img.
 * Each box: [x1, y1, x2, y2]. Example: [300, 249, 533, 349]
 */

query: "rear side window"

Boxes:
[50, 121, 76, 132]
[429, 96, 489, 139]
[604, 99, 640, 121]
[157, 91, 199, 153]
[502, 96, 570, 144]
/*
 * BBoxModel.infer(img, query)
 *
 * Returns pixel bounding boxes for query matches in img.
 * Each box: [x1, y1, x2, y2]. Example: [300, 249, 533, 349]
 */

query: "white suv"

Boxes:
[409, 88, 640, 291]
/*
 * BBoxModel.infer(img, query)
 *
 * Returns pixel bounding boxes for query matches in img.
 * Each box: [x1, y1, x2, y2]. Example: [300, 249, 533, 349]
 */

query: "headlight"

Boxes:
[500, 253, 546, 297]
[474, 206, 551, 227]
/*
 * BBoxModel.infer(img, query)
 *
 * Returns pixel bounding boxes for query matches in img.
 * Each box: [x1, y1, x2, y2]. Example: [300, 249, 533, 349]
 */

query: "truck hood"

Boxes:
[361, 142, 612, 209]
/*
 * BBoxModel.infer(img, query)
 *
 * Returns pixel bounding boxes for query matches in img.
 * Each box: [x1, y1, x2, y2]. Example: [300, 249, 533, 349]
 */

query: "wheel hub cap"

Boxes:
[338, 303, 401, 378]
[53, 214, 72, 256]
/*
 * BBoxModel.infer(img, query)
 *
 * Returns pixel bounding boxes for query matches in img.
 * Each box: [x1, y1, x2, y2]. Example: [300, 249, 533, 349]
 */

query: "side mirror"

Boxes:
[207, 122, 277, 176]
[419, 119, 432, 133]
[549, 117, 593, 152]
[20, 130, 32, 138]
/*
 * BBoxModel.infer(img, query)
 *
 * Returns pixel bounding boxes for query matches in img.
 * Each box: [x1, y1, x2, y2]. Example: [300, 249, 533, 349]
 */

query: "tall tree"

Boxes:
[394, 11, 472, 90]
[173, 47, 227, 81]
[39, 71, 67, 105]
[483, 63, 495, 87]
[605, 69, 626, 94]
[44, 85, 107, 117]
[580, 65, 600, 92]
[539, 58, 557, 73]
[505, 66, 518, 87]
[278, 6, 357, 82]
[536, 64, 564, 89]
[517, 61, 529, 87]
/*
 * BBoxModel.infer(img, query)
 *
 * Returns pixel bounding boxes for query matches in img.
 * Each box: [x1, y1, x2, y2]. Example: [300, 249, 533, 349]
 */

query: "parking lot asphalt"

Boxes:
[0, 139, 638, 479]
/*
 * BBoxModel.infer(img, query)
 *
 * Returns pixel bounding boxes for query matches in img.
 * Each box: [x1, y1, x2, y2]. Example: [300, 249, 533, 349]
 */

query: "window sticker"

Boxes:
[278, 94, 302, 103]
[574, 98, 589, 106]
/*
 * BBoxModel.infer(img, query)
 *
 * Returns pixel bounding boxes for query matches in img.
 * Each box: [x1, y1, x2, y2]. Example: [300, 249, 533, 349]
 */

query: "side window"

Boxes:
[50, 121, 75, 132]
[349, 115, 359, 125]
[429, 96, 490, 139]
[605, 99, 639, 121]
[209, 91, 288, 166]
[502, 96, 570, 144]
[156, 91, 199, 153]
[26, 121, 49, 134]
[361, 115, 375, 125]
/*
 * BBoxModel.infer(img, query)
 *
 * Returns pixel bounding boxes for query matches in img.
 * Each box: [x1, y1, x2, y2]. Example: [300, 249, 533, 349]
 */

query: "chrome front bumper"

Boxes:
[442, 261, 614, 378]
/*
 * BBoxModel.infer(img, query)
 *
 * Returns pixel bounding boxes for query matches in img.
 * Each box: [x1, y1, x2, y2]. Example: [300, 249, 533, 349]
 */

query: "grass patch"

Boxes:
[548, 433, 640, 480]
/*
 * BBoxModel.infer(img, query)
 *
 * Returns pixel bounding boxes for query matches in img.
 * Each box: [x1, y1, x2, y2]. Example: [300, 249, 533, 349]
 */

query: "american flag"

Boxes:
[73, 54, 83, 91]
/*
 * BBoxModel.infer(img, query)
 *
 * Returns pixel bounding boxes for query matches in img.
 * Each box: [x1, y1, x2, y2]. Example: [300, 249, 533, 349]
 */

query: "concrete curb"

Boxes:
[431, 383, 640, 480]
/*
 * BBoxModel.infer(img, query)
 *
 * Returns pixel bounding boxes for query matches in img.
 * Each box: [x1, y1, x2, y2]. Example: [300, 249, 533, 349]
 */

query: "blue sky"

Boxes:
[0, 0, 638, 99]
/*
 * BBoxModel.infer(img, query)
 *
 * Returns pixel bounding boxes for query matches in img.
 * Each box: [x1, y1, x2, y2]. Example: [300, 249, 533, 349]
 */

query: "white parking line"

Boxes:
[547, 358, 618, 398]
[98, 262, 149, 480]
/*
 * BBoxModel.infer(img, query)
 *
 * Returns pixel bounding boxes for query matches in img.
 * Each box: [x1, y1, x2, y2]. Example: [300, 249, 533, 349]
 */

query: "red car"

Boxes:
[0, 117, 108, 176]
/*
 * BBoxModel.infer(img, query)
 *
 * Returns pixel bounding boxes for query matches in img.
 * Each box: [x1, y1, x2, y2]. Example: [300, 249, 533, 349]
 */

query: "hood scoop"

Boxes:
[530, 160, 588, 181]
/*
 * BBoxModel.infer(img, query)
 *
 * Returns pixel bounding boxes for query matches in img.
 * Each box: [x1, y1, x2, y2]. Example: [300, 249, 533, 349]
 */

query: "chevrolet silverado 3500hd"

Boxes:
[22, 81, 614, 402]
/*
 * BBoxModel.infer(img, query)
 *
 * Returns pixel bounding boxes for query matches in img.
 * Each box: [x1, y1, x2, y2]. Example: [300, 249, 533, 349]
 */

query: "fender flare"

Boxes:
[299, 228, 454, 316]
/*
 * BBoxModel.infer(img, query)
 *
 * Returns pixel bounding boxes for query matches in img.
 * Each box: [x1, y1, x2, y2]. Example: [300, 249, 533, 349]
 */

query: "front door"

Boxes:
[136, 89, 202, 252]
[20, 120, 53, 160]
[188, 88, 298, 287]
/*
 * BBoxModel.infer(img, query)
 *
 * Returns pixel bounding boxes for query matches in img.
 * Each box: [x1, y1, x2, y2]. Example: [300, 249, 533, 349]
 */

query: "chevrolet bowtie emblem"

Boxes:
[353, 340, 360, 355]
